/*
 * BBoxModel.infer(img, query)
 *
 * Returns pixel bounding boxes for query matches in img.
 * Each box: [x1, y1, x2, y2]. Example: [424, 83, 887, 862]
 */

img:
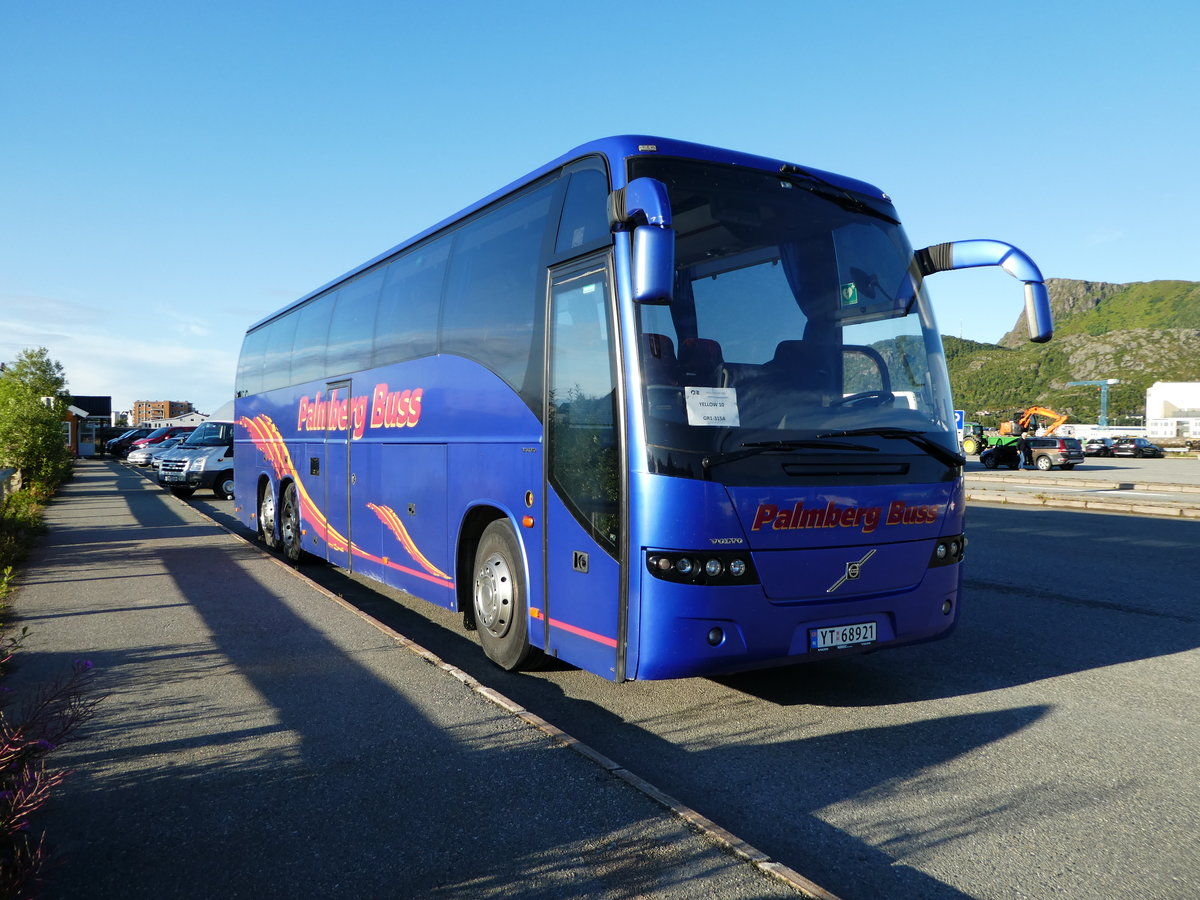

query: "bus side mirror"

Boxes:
[611, 178, 675, 304]
[916, 239, 1053, 343]
[632, 225, 675, 303]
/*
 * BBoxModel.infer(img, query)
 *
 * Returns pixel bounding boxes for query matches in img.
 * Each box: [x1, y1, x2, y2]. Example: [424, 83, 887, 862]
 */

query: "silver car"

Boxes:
[127, 437, 185, 468]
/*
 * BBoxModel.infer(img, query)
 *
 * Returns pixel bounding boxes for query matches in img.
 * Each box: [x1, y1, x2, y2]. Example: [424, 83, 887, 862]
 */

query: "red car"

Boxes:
[129, 426, 196, 452]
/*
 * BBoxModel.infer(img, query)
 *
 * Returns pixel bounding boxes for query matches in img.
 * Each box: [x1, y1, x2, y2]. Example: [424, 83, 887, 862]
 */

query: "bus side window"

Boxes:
[441, 181, 556, 391]
[261, 312, 299, 393]
[328, 268, 384, 377]
[373, 237, 448, 367]
[290, 293, 335, 386]
[555, 165, 610, 256]
[236, 327, 269, 398]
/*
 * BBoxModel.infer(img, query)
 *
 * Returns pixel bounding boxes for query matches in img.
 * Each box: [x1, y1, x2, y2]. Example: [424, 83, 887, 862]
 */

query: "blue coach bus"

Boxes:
[234, 136, 1051, 681]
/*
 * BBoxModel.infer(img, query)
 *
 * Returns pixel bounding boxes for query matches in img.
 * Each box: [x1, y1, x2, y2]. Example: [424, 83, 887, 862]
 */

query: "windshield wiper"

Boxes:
[703, 439, 877, 471]
[778, 165, 900, 225]
[816, 427, 966, 468]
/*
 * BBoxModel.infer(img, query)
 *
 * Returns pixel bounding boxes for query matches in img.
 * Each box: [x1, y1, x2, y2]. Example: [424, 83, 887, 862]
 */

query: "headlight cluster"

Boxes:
[929, 534, 966, 567]
[646, 550, 759, 586]
[188, 456, 206, 472]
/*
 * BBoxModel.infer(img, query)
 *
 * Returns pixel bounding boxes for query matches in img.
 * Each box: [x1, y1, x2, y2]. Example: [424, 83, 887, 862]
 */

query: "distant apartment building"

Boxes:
[1146, 382, 1200, 439]
[133, 400, 194, 424]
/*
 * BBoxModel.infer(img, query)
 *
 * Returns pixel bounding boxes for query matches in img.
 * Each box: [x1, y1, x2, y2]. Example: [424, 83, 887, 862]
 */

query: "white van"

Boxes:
[156, 401, 235, 499]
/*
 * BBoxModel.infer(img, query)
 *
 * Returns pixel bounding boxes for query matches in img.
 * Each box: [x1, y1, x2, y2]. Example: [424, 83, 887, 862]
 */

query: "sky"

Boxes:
[3, 1, 1198, 417]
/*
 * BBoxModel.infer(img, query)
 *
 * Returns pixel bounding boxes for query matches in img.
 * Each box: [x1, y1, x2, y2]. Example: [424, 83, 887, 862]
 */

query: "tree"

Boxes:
[0, 348, 73, 490]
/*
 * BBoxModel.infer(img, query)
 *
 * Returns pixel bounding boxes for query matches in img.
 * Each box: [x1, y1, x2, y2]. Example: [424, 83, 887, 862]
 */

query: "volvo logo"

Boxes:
[827, 549, 877, 593]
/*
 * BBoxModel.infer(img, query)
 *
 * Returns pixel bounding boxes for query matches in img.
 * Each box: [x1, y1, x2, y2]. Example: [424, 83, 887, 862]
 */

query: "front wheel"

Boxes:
[473, 521, 533, 671]
[981, 450, 999, 469]
[213, 470, 235, 500]
[280, 482, 305, 566]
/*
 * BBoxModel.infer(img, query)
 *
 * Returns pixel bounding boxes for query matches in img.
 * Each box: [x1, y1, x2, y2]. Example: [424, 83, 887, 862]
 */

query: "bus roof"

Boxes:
[246, 135, 891, 333]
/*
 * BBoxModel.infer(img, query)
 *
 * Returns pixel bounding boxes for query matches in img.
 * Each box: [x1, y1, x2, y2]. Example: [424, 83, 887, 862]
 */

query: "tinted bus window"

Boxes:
[261, 312, 299, 393]
[441, 181, 556, 391]
[328, 268, 384, 376]
[290, 294, 335, 386]
[555, 165, 610, 256]
[374, 237, 448, 366]
[235, 326, 269, 397]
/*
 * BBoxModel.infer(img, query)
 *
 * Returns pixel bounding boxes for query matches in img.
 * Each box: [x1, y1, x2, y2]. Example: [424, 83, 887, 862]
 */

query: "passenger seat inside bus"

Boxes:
[641, 333, 680, 386]
[678, 337, 727, 387]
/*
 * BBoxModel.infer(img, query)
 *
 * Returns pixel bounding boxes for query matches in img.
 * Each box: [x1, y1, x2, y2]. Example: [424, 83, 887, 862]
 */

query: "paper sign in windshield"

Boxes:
[685, 386, 740, 427]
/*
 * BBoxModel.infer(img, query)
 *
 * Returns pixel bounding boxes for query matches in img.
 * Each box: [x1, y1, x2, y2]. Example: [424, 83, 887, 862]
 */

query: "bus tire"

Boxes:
[473, 520, 532, 671]
[280, 482, 305, 566]
[258, 484, 279, 550]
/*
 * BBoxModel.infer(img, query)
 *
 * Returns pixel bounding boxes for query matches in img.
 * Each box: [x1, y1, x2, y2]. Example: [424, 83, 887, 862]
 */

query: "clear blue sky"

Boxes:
[3, 1, 1197, 416]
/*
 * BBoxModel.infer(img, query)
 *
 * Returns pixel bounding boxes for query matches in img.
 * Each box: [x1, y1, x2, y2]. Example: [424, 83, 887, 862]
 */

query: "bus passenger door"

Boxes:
[324, 378, 353, 569]
[544, 260, 625, 680]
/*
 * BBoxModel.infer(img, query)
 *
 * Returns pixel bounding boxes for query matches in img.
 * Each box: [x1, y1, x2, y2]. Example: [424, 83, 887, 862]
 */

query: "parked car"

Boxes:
[106, 428, 154, 458]
[128, 426, 196, 452]
[157, 416, 235, 499]
[1084, 438, 1116, 457]
[127, 437, 185, 467]
[1112, 437, 1164, 459]
[1027, 436, 1085, 470]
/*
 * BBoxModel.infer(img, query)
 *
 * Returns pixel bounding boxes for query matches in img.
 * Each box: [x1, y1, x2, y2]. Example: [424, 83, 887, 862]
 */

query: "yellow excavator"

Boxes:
[999, 406, 1069, 437]
[980, 406, 1070, 469]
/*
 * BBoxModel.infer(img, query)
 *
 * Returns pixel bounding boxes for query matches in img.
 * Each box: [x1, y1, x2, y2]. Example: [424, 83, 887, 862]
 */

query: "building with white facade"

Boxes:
[1146, 382, 1200, 439]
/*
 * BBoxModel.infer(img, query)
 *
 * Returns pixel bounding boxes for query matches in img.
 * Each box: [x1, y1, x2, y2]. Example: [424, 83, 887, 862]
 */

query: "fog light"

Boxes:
[654, 556, 672, 572]
[705, 558, 723, 577]
[706, 627, 724, 646]
[729, 559, 746, 577]
[942, 599, 953, 615]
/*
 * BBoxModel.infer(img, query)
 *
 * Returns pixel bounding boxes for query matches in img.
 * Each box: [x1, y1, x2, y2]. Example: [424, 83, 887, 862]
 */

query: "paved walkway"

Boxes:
[11, 460, 810, 899]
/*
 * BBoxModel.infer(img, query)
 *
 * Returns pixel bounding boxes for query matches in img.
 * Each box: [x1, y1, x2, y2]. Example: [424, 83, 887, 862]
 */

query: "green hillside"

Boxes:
[946, 279, 1200, 426]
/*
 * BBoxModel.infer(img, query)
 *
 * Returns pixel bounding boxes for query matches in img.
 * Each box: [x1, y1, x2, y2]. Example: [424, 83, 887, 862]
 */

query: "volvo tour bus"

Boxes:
[233, 136, 1051, 681]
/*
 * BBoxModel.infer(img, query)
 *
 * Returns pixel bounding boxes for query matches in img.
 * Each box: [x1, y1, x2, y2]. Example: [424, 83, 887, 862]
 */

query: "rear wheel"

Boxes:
[280, 482, 305, 566]
[1036, 455, 1053, 471]
[258, 485, 278, 550]
[473, 521, 532, 671]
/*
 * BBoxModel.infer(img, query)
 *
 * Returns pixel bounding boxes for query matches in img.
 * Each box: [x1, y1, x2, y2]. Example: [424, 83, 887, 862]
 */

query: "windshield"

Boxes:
[182, 422, 234, 447]
[629, 157, 957, 484]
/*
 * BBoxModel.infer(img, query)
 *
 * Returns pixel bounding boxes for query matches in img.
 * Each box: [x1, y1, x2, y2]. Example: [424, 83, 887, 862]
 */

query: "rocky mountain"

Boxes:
[945, 278, 1200, 423]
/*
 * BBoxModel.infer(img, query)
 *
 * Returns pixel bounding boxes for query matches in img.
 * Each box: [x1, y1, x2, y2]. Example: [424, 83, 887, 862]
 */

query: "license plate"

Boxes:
[163, 474, 183, 482]
[810, 621, 877, 650]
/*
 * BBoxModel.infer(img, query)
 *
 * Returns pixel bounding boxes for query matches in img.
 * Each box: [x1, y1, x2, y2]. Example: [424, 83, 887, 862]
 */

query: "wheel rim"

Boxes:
[282, 491, 299, 552]
[474, 552, 513, 638]
[260, 490, 275, 534]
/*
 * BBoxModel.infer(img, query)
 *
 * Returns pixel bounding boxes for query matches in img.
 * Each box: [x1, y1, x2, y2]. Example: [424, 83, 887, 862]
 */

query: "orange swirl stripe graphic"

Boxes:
[240, 414, 452, 587]
[367, 503, 451, 580]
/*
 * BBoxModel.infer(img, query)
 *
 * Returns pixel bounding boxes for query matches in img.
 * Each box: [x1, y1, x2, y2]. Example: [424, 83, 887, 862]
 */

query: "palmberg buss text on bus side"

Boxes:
[233, 136, 1051, 682]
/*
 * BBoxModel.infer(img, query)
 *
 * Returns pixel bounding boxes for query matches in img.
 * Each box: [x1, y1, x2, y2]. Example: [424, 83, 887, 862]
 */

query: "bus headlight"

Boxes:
[930, 534, 966, 568]
[646, 550, 759, 586]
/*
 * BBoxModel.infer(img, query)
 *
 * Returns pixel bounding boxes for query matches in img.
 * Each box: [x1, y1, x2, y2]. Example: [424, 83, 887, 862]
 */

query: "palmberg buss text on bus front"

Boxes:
[233, 136, 1051, 682]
